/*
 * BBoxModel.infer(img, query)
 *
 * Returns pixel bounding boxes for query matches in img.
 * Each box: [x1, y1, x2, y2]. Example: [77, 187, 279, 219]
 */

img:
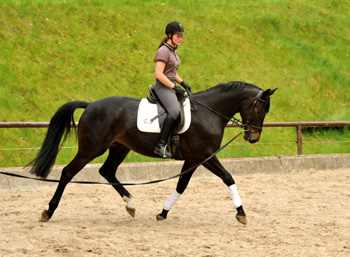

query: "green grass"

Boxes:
[0, 0, 349, 167]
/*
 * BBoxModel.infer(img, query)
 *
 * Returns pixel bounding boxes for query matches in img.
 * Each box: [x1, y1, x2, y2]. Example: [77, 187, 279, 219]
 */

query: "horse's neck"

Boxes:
[196, 90, 245, 119]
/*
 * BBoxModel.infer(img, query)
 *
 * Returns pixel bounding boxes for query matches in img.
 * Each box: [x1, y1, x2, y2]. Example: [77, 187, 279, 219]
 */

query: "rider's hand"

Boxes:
[180, 81, 192, 93]
[173, 85, 186, 95]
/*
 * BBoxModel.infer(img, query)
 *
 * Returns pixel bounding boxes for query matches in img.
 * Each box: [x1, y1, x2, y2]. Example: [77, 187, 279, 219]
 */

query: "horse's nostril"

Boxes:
[249, 138, 259, 144]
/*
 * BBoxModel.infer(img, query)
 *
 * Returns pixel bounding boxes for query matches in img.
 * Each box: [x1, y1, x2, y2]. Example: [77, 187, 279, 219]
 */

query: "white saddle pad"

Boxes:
[137, 98, 191, 134]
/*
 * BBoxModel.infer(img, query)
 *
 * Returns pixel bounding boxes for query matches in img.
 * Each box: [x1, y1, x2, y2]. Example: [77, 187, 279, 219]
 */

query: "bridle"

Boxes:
[240, 90, 265, 134]
[189, 90, 266, 133]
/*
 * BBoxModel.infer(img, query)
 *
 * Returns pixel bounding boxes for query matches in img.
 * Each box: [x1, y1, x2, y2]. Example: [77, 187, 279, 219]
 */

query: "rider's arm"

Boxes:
[155, 61, 176, 89]
[176, 74, 183, 84]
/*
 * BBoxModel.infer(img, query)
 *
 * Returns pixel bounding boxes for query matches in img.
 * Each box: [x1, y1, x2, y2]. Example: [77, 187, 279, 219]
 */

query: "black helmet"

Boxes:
[165, 21, 185, 36]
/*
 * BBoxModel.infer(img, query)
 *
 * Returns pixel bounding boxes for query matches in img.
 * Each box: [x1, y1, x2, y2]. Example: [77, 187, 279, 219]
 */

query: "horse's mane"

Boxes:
[196, 81, 261, 95]
[195, 81, 270, 113]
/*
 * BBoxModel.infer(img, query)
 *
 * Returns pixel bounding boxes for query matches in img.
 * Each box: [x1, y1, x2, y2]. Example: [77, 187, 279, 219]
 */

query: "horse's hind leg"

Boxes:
[40, 153, 93, 222]
[98, 143, 135, 217]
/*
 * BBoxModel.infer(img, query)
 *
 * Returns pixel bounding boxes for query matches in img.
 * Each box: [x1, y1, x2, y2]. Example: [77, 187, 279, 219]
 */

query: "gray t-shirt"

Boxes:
[155, 43, 181, 81]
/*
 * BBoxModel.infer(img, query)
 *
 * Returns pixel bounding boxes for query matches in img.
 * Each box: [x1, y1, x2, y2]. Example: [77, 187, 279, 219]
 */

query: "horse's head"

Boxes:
[240, 88, 277, 144]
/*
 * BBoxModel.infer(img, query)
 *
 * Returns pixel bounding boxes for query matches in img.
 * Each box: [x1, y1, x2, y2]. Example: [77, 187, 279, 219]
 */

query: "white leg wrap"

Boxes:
[229, 184, 243, 208]
[163, 190, 181, 211]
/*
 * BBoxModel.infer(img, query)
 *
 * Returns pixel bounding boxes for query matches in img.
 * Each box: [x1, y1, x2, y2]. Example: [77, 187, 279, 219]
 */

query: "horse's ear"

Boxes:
[269, 88, 278, 96]
[262, 88, 277, 98]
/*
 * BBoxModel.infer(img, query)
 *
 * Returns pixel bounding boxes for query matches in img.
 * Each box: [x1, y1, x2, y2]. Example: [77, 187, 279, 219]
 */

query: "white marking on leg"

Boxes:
[229, 184, 243, 208]
[163, 190, 181, 211]
[123, 196, 135, 209]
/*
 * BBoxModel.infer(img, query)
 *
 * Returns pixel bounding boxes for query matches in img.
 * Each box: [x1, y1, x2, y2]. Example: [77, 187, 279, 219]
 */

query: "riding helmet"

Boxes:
[165, 21, 185, 37]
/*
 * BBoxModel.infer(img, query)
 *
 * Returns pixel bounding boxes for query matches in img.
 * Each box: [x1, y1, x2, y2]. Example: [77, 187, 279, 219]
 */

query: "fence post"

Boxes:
[297, 125, 303, 155]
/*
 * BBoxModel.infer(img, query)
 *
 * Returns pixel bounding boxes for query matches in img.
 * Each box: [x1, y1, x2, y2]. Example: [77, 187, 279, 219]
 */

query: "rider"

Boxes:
[153, 21, 192, 158]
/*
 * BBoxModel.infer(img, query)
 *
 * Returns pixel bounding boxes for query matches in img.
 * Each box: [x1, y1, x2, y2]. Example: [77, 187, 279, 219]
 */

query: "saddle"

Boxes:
[137, 85, 191, 135]
[137, 86, 192, 160]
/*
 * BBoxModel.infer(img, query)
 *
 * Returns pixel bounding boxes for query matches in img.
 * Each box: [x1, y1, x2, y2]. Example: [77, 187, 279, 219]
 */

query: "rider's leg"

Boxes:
[154, 113, 176, 158]
[154, 81, 180, 158]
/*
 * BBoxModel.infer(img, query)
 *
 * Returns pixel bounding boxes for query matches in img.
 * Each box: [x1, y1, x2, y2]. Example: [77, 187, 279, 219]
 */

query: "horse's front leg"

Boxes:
[202, 156, 247, 225]
[156, 160, 199, 220]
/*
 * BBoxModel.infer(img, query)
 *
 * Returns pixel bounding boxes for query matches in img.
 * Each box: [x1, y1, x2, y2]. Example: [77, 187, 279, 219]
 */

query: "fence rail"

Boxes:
[1, 121, 350, 155]
[228, 121, 350, 154]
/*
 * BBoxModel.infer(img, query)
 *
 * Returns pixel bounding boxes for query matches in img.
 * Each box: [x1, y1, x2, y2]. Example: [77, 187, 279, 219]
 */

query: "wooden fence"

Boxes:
[1, 121, 350, 155]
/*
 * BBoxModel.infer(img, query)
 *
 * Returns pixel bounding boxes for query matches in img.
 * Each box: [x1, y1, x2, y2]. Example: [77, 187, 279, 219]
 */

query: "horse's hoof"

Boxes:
[235, 214, 247, 225]
[156, 214, 166, 221]
[39, 210, 50, 222]
[125, 206, 135, 217]
[123, 196, 135, 217]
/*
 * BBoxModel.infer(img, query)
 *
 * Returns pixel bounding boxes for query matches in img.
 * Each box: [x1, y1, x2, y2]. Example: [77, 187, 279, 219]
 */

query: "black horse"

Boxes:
[29, 81, 276, 225]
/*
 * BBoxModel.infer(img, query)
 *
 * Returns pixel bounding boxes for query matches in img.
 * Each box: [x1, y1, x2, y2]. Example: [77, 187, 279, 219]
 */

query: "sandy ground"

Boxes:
[0, 169, 349, 257]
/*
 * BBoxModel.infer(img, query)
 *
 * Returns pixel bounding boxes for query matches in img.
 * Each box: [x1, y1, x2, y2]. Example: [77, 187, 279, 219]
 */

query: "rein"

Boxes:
[189, 90, 264, 132]
[0, 132, 242, 187]
[0, 90, 263, 187]
[190, 97, 244, 127]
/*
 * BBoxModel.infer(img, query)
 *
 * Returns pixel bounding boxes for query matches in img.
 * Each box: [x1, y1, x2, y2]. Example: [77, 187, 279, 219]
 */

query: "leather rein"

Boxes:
[0, 91, 266, 186]
[189, 90, 265, 133]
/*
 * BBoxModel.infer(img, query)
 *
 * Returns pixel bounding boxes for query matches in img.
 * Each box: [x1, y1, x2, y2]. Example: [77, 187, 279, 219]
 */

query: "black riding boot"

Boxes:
[154, 114, 175, 158]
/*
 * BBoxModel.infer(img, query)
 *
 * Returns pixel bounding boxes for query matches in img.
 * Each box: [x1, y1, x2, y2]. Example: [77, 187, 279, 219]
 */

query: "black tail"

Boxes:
[27, 101, 90, 178]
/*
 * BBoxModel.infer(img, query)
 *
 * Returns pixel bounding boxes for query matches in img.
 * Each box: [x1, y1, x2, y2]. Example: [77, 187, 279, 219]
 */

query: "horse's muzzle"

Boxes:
[244, 131, 261, 144]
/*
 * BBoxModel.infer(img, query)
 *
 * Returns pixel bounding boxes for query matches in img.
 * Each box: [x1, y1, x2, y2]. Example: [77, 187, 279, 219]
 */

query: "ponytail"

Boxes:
[157, 37, 168, 49]
[154, 37, 169, 62]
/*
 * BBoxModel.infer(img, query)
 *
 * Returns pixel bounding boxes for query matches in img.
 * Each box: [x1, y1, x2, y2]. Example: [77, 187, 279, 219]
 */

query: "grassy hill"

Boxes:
[1, 0, 349, 167]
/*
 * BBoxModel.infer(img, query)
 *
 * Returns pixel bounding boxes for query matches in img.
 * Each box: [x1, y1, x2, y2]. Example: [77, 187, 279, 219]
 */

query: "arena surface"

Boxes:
[0, 169, 349, 256]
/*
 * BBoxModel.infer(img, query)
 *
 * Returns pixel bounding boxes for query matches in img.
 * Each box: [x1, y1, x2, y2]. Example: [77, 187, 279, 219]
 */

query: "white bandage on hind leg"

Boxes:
[163, 190, 181, 211]
[229, 184, 243, 208]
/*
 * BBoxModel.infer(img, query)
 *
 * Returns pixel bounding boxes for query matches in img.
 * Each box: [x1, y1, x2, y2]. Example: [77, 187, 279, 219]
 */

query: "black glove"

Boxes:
[173, 85, 186, 95]
[180, 81, 192, 93]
